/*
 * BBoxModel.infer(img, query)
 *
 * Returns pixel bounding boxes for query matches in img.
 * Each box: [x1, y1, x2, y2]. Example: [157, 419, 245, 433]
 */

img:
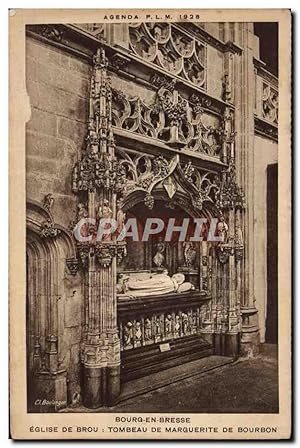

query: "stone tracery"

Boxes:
[111, 86, 223, 157]
[129, 23, 206, 88]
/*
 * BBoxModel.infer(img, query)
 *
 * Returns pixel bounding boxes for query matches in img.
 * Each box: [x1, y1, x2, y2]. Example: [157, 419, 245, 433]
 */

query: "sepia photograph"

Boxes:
[9, 8, 291, 440]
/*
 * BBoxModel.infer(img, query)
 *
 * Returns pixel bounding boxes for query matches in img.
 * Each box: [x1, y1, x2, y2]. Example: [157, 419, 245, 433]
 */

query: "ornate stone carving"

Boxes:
[76, 241, 127, 268]
[262, 82, 278, 124]
[190, 93, 212, 110]
[116, 150, 179, 198]
[129, 23, 206, 89]
[77, 23, 106, 41]
[40, 220, 61, 238]
[111, 86, 223, 157]
[180, 161, 220, 211]
[151, 73, 177, 91]
[183, 242, 197, 267]
[81, 332, 120, 367]
[110, 53, 131, 71]
[72, 48, 126, 194]
[77, 243, 90, 268]
[43, 193, 54, 212]
[66, 257, 79, 276]
[95, 243, 118, 267]
[235, 247, 244, 261]
[144, 194, 154, 210]
[72, 149, 126, 193]
[217, 246, 233, 264]
[40, 25, 64, 42]
[217, 162, 245, 210]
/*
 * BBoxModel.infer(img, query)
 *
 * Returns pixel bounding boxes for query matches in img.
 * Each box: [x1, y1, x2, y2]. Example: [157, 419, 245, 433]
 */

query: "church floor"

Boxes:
[111, 345, 278, 414]
[65, 344, 278, 414]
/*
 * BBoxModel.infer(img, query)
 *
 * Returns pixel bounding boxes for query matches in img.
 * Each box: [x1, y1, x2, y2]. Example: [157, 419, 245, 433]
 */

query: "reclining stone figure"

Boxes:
[117, 270, 195, 297]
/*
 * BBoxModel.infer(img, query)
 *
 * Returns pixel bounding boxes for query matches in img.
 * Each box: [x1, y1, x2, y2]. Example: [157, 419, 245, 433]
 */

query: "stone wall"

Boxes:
[26, 36, 91, 402]
[253, 134, 278, 342]
[26, 36, 90, 227]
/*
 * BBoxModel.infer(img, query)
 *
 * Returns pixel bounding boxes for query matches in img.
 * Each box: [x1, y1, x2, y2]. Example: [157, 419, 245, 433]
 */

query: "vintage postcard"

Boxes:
[9, 8, 291, 440]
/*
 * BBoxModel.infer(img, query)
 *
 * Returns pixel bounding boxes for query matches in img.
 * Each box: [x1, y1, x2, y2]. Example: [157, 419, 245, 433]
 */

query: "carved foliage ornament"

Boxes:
[77, 242, 127, 268]
[72, 152, 126, 193]
[40, 219, 61, 238]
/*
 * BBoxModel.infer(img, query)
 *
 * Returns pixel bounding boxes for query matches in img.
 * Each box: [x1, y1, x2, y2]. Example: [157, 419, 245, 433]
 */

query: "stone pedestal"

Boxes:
[81, 332, 121, 409]
[33, 370, 67, 412]
[240, 307, 260, 356]
[225, 332, 240, 358]
[213, 331, 240, 358]
[82, 365, 120, 408]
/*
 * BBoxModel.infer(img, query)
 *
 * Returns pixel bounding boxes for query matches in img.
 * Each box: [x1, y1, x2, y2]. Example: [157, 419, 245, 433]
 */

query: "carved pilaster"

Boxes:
[222, 51, 235, 103]
[71, 47, 126, 407]
[234, 24, 260, 354]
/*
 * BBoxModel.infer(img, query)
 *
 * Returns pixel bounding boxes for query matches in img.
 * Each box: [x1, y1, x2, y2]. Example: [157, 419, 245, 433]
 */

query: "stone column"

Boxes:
[234, 23, 260, 355]
[72, 48, 126, 408]
[225, 208, 240, 357]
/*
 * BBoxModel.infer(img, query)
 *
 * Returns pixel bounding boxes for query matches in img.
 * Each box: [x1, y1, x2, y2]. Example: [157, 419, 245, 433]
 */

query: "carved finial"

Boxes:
[43, 194, 54, 212]
[93, 47, 108, 69]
